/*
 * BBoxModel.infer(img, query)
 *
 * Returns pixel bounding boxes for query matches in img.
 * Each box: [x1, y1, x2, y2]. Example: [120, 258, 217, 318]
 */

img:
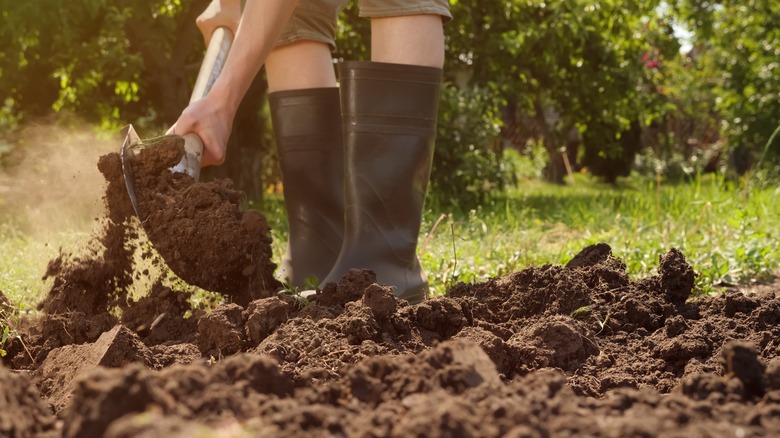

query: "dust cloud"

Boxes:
[0, 122, 117, 234]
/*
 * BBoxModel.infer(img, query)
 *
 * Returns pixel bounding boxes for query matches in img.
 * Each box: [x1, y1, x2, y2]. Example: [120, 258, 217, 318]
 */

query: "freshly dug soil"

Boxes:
[4, 238, 780, 436]
[38, 135, 279, 322]
[117, 135, 280, 303]
[2, 142, 779, 436]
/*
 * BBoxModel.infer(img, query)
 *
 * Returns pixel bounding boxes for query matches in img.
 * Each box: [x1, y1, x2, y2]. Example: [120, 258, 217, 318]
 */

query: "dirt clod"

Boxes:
[722, 340, 766, 398]
[316, 268, 377, 308]
[197, 303, 246, 357]
[0, 366, 57, 437]
[362, 283, 397, 320]
[34, 325, 152, 413]
[245, 297, 290, 345]
[659, 248, 696, 304]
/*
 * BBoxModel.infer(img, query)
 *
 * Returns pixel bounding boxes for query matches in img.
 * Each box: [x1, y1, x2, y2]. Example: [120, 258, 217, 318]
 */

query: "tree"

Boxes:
[674, 0, 780, 172]
[0, 0, 270, 197]
[445, 0, 677, 183]
[0, 0, 213, 129]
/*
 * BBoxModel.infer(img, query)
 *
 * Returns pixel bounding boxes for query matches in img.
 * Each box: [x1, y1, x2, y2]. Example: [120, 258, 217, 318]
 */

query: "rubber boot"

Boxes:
[319, 61, 442, 304]
[269, 88, 344, 288]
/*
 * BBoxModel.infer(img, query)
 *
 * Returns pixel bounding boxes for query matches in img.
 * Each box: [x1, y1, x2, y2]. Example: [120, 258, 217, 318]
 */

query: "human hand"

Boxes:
[167, 94, 235, 167]
[196, 0, 241, 45]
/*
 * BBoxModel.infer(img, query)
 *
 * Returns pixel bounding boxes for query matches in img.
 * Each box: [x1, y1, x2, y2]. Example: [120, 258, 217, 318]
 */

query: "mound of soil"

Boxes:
[2, 144, 779, 436]
[5, 238, 780, 436]
[0, 366, 57, 437]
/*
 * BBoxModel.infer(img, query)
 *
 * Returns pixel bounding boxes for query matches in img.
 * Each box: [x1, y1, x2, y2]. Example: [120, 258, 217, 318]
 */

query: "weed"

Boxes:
[276, 289, 310, 308]
[0, 299, 33, 362]
[275, 276, 315, 308]
[570, 305, 592, 320]
[594, 311, 611, 335]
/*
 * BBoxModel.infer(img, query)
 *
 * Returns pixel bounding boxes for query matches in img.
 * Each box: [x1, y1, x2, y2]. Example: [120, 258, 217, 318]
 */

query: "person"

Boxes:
[169, 0, 451, 304]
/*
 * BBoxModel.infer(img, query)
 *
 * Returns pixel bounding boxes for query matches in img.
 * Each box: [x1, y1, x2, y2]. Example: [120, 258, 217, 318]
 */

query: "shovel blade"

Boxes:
[120, 124, 142, 218]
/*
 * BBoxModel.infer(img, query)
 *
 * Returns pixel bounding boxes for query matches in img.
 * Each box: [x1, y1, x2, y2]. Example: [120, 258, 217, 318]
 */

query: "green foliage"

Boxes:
[582, 120, 643, 184]
[1, 0, 778, 195]
[0, 326, 8, 357]
[674, 0, 780, 171]
[0, 297, 30, 361]
[417, 173, 779, 297]
[445, 0, 677, 182]
[334, 2, 370, 61]
[0, 0, 208, 131]
[431, 85, 516, 211]
[503, 140, 549, 181]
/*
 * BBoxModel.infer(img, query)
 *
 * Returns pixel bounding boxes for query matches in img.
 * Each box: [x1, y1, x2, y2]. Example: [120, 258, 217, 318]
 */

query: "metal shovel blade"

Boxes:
[120, 124, 142, 218]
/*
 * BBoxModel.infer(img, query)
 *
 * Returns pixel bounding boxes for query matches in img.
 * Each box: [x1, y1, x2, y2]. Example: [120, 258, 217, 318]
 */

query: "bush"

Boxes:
[429, 85, 517, 211]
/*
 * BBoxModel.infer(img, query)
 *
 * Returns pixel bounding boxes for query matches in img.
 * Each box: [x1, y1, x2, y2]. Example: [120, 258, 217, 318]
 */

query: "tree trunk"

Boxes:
[125, 0, 210, 125]
[533, 98, 566, 184]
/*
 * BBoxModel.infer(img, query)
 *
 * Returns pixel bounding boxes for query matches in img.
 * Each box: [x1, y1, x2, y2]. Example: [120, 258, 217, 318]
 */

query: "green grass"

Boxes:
[418, 173, 779, 296]
[1, 173, 777, 309]
[0, 223, 91, 308]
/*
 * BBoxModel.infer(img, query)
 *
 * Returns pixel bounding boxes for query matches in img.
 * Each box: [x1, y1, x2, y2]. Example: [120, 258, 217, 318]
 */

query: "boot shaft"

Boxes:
[269, 87, 344, 287]
[338, 61, 442, 242]
[321, 61, 443, 302]
[339, 61, 442, 137]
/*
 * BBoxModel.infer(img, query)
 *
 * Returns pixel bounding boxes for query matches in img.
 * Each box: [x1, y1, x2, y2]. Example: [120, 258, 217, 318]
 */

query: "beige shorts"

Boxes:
[275, 0, 452, 49]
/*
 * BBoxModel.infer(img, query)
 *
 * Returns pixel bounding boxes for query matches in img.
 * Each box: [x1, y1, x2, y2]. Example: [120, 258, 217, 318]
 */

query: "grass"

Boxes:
[1, 172, 777, 310]
[417, 172, 779, 296]
[0, 223, 91, 307]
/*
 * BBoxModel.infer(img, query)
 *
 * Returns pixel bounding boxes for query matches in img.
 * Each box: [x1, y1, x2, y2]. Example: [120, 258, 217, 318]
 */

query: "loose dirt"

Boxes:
[1, 144, 779, 436]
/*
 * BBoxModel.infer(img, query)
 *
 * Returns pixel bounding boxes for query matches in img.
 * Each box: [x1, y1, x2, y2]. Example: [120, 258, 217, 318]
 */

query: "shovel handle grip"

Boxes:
[191, 26, 234, 103]
[177, 26, 233, 180]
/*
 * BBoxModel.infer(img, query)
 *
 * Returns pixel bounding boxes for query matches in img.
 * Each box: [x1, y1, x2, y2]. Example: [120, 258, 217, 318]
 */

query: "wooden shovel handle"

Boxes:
[191, 26, 234, 103]
[180, 26, 234, 179]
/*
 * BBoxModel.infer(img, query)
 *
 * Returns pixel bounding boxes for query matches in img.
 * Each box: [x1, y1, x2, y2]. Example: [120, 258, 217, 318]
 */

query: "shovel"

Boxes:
[121, 0, 240, 217]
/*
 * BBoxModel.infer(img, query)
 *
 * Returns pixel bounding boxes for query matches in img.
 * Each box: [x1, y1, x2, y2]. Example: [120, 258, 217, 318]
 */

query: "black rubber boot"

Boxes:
[269, 88, 344, 288]
[320, 61, 442, 304]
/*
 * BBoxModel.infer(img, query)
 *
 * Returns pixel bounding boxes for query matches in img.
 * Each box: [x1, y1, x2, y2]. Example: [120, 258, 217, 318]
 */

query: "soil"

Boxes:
[2, 143, 780, 436]
[124, 136, 280, 303]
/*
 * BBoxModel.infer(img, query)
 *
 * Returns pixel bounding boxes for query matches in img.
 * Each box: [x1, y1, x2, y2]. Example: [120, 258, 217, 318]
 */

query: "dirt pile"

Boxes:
[2, 140, 779, 435]
[113, 135, 280, 303]
[0, 366, 57, 437]
[4, 236, 780, 436]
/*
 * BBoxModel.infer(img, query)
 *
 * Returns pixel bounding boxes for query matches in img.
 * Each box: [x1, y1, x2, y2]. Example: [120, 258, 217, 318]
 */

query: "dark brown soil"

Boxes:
[116, 135, 280, 304]
[0, 366, 57, 437]
[2, 143, 779, 436]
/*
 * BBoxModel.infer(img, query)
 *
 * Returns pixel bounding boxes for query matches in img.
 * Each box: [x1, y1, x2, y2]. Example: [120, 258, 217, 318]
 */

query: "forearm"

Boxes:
[208, 0, 299, 112]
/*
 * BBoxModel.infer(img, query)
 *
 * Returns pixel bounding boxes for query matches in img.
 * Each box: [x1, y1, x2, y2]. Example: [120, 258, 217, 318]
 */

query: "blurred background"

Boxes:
[1, 0, 778, 209]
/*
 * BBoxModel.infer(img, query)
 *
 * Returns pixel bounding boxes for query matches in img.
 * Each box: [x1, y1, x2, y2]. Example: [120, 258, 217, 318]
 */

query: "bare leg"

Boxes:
[370, 15, 445, 68]
[266, 40, 336, 92]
